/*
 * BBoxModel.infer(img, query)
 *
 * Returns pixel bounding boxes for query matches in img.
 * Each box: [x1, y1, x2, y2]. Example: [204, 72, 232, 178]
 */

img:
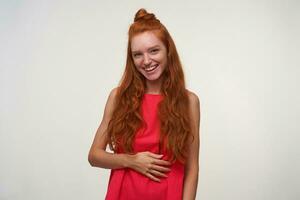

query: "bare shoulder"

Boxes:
[102, 87, 119, 121]
[186, 89, 201, 123]
[106, 87, 119, 107]
[186, 89, 200, 107]
[108, 87, 119, 101]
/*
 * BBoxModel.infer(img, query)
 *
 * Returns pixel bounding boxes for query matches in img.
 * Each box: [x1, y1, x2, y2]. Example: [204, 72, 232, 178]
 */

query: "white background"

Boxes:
[1, 0, 299, 199]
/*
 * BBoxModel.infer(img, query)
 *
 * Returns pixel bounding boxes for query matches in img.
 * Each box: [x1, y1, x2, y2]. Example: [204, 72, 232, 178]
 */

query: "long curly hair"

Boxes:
[106, 8, 193, 164]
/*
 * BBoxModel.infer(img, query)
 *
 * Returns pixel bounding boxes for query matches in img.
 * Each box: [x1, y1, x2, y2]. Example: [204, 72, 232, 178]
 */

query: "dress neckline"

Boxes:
[144, 93, 162, 96]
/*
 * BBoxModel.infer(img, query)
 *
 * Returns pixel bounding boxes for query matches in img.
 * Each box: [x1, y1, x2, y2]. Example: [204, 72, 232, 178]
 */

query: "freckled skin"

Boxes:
[131, 31, 168, 84]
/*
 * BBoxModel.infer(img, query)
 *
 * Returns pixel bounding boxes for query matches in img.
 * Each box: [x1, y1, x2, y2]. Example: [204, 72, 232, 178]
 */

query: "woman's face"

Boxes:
[131, 31, 168, 82]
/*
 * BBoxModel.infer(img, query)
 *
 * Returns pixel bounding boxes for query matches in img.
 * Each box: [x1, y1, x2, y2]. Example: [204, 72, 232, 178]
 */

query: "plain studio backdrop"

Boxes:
[0, 0, 299, 199]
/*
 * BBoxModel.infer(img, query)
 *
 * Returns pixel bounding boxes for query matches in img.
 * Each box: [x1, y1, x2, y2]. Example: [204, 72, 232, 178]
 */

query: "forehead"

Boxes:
[131, 31, 164, 51]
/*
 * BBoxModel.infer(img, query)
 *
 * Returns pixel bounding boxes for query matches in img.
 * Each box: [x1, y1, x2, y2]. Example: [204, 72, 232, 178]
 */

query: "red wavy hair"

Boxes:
[106, 8, 193, 164]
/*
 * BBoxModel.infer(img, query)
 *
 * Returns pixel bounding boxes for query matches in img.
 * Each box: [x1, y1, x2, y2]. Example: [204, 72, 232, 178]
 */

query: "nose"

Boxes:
[143, 54, 151, 66]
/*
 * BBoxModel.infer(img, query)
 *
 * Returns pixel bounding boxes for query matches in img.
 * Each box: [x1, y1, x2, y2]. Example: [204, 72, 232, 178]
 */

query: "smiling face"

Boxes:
[131, 31, 168, 83]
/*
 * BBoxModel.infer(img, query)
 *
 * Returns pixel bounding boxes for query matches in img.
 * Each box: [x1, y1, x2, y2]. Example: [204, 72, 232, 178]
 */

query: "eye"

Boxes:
[150, 49, 159, 53]
[133, 53, 142, 58]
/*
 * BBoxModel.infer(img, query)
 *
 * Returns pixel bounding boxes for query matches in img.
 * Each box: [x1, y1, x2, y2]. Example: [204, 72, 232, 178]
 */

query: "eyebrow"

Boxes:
[131, 45, 160, 54]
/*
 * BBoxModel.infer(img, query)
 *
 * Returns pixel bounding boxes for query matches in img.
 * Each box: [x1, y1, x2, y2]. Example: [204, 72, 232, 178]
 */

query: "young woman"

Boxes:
[88, 8, 201, 200]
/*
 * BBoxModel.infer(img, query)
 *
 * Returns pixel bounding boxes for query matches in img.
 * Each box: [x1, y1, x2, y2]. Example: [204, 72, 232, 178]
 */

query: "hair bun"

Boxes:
[134, 8, 156, 22]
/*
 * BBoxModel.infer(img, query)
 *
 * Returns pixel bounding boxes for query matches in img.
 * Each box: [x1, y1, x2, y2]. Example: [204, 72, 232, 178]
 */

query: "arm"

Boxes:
[182, 91, 201, 200]
[88, 87, 132, 169]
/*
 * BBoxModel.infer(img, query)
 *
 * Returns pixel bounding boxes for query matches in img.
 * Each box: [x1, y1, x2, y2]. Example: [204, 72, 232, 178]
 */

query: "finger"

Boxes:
[151, 164, 171, 173]
[146, 172, 161, 182]
[149, 169, 168, 178]
[147, 152, 163, 159]
[153, 159, 172, 166]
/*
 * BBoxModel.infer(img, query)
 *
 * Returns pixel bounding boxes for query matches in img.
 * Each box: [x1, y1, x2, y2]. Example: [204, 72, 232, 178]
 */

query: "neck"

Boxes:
[145, 77, 163, 94]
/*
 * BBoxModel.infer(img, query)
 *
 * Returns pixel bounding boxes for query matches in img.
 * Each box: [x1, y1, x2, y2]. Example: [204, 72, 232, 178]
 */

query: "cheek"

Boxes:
[133, 59, 142, 68]
[155, 53, 167, 62]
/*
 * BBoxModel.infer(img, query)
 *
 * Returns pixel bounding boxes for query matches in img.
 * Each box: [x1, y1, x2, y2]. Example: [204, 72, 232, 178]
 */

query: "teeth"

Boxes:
[145, 64, 158, 72]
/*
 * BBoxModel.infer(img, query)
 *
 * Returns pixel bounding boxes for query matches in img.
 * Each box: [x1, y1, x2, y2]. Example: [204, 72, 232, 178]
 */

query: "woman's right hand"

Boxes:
[128, 151, 172, 182]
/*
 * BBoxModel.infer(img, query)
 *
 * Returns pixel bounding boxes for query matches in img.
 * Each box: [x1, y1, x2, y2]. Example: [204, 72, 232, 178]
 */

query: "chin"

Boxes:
[144, 74, 163, 81]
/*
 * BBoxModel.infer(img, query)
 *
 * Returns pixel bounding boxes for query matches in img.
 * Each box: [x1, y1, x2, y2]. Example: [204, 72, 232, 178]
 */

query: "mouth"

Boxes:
[144, 64, 159, 72]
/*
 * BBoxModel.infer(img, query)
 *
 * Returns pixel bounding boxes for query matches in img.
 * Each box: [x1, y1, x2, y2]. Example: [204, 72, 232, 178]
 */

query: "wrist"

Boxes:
[123, 153, 135, 168]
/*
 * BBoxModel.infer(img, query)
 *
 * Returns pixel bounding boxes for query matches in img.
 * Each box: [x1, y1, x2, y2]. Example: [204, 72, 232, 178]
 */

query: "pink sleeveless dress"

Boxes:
[105, 93, 185, 200]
